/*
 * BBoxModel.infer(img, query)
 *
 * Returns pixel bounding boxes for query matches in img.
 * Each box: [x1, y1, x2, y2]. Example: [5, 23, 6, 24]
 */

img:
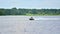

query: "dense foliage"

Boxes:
[0, 7, 60, 16]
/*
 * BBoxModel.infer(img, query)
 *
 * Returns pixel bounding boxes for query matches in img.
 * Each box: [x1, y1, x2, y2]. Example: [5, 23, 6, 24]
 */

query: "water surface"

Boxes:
[0, 16, 60, 34]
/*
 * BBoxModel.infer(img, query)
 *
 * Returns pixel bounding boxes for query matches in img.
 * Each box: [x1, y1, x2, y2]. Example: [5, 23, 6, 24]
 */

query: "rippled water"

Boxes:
[0, 16, 60, 34]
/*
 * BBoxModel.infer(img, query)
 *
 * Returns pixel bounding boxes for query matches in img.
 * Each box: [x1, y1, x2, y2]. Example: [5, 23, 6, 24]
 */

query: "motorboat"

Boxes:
[29, 17, 34, 20]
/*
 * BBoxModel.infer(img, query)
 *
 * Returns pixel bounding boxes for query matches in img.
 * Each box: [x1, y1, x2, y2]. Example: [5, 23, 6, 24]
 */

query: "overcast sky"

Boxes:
[0, 0, 60, 9]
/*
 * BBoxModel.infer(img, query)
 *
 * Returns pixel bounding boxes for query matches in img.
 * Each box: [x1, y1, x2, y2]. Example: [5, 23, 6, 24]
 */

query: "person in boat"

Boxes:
[29, 17, 34, 20]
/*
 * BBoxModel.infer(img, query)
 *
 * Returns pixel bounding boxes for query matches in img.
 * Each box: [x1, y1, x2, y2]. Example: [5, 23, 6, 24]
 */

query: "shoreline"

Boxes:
[0, 15, 60, 16]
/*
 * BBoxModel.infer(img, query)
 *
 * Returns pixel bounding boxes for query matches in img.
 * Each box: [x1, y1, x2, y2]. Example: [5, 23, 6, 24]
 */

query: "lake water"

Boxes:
[0, 16, 60, 34]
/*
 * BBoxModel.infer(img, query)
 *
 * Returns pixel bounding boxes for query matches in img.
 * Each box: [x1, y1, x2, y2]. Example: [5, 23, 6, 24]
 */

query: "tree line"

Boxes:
[0, 7, 60, 16]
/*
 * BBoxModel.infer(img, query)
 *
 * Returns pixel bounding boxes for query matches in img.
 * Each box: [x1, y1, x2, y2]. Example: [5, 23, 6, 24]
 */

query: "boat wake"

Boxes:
[34, 18, 60, 20]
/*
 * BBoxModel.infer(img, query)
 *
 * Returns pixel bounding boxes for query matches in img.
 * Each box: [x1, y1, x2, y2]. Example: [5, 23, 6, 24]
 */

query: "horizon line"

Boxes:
[0, 7, 60, 9]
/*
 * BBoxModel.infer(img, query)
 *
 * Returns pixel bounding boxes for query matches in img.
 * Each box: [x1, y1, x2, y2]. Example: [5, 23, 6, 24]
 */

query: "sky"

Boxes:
[0, 0, 60, 9]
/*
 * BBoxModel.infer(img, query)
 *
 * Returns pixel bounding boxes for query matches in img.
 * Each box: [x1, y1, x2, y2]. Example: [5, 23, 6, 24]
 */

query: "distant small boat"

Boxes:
[29, 17, 34, 20]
